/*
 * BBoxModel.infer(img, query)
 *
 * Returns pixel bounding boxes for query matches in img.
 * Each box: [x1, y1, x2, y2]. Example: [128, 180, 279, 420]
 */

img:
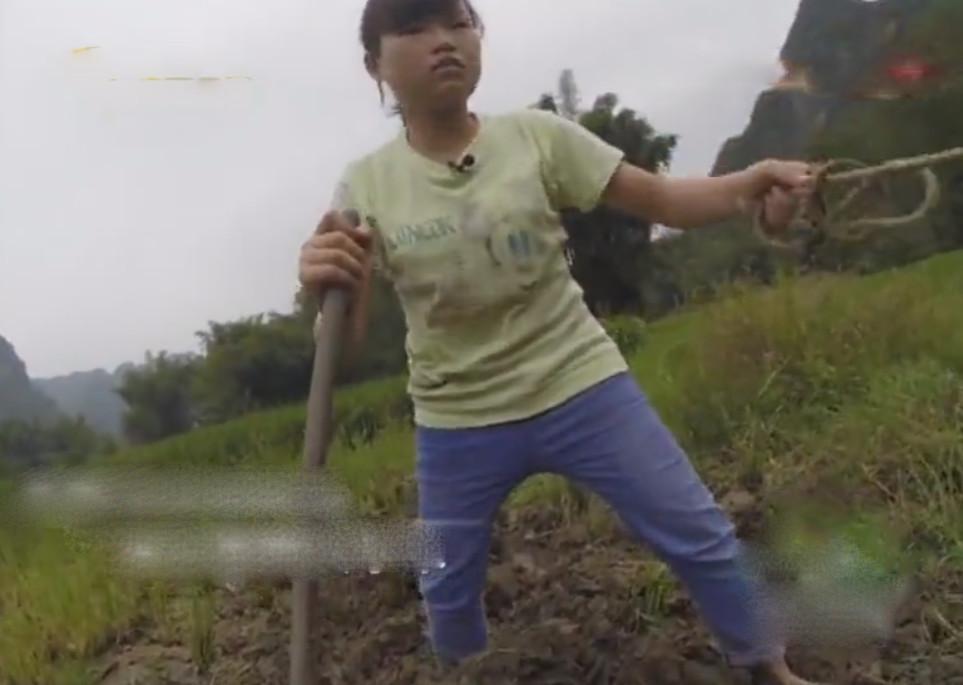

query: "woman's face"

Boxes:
[369, 1, 482, 114]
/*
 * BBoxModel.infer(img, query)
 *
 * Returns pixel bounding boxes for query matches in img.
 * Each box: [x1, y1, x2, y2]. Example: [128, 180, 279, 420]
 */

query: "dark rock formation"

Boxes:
[780, 0, 928, 95]
[711, 0, 934, 175]
[0, 335, 60, 424]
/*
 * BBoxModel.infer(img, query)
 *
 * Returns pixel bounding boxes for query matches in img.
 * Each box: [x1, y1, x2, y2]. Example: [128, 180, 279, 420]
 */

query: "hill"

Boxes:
[32, 365, 132, 437]
[2, 249, 962, 684]
[0, 335, 60, 424]
[712, 0, 934, 176]
[652, 0, 963, 301]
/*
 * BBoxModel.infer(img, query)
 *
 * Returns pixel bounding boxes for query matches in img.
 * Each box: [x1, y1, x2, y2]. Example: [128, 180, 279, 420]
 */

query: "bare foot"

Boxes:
[752, 657, 824, 685]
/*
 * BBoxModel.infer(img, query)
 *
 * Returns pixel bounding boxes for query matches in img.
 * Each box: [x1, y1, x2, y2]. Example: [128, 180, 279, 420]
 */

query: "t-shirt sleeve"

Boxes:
[328, 161, 390, 277]
[313, 162, 386, 342]
[524, 109, 625, 213]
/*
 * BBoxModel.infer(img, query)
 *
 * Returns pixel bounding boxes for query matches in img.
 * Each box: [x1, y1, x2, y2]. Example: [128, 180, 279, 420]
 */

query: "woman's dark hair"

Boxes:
[360, 0, 483, 58]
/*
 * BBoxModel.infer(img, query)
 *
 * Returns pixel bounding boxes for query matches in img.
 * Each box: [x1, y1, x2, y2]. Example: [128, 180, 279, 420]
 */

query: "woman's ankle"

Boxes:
[749, 657, 820, 685]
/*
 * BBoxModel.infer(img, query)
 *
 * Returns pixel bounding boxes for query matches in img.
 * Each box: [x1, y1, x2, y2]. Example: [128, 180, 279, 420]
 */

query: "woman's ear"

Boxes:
[364, 52, 379, 80]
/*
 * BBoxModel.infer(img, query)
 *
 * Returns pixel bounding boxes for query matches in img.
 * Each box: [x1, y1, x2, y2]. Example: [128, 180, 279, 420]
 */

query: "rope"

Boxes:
[753, 146, 963, 247]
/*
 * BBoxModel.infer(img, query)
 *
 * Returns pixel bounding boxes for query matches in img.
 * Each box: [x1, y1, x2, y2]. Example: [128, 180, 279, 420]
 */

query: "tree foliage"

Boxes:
[535, 71, 679, 316]
[116, 351, 200, 445]
[0, 416, 114, 470]
[295, 276, 409, 387]
[191, 314, 313, 424]
[114, 282, 410, 444]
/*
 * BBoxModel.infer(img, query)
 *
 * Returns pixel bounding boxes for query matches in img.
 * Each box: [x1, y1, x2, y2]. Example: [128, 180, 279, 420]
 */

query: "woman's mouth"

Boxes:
[432, 57, 465, 73]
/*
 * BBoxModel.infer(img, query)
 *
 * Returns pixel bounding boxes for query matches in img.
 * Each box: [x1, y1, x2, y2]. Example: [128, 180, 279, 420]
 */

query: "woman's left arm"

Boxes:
[600, 159, 816, 231]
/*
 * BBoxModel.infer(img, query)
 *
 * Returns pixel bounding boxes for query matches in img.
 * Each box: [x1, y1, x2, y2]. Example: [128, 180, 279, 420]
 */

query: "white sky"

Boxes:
[0, 0, 800, 378]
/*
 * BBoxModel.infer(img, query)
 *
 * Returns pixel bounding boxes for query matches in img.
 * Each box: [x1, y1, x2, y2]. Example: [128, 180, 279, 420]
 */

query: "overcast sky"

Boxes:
[0, 0, 800, 379]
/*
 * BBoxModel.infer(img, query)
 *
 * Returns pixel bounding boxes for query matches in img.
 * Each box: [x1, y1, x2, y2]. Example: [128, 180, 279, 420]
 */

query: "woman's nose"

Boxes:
[425, 25, 457, 51]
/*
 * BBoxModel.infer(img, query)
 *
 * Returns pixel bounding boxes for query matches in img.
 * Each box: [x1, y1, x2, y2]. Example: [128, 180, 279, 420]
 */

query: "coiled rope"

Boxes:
[754, 147, 963, 247]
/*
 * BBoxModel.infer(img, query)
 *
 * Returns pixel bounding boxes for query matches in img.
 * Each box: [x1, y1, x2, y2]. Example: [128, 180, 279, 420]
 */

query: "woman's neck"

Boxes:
[403, 103, 479, 164]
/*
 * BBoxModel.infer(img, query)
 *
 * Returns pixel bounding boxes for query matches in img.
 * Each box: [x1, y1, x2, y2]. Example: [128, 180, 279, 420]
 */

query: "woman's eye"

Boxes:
[452, 21, 471, 29]
[399, 24, 425, 35]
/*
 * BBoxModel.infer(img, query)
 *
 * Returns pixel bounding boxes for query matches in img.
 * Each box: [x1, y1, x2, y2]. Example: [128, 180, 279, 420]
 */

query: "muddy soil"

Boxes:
[94, 492, 961, 685]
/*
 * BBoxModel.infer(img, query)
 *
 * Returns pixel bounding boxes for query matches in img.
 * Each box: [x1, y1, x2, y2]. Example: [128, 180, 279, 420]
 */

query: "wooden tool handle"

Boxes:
[290, 208, 360, 685]
[302, 206, 360, 470]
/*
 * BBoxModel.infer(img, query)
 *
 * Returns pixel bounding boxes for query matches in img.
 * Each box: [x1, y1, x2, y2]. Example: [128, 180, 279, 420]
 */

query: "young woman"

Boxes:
[299, 1, 819, 682]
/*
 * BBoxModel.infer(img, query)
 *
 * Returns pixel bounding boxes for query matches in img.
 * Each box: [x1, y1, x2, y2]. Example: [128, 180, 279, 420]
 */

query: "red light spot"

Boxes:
[886, 56, 938, 85]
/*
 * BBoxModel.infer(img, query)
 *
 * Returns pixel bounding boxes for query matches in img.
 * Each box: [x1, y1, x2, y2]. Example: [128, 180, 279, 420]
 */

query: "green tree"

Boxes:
[191, 313, 314, 424]
[116, 352, 200, 444]
[535, 71, 679, 316]
[296, 276, 409, 386]
[0, 416, 114, 470]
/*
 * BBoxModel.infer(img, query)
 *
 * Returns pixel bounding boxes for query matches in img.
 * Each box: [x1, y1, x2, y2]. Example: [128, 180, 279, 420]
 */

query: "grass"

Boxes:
[0, 524, 138, 685]
[2, 249, 963, 683]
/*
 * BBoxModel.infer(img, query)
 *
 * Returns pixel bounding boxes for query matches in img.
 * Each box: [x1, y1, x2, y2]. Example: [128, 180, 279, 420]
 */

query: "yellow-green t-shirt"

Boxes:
[330, 108, 629, 429]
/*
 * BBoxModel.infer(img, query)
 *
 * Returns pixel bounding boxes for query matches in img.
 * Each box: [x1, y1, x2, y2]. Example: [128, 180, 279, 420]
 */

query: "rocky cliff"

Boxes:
[0, 336, 60, 424]
[712, 0, 937, 175]
[650, 0, 961, 304]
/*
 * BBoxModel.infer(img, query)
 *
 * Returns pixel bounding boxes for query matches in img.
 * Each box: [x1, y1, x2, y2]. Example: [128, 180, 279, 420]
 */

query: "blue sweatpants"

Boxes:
[415, 371, 782, 668]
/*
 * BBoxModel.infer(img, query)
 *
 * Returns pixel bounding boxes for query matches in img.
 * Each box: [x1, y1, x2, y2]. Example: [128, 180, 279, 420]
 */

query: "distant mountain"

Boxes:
[712, 0, 933, 176]
[650, 0, 961, 301]
[0, 335, 61, 424]
[33, 364, 133, 437]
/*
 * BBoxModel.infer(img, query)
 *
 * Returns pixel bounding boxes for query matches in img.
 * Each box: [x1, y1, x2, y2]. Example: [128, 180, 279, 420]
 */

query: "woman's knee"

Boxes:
[417, 518, 492, 602]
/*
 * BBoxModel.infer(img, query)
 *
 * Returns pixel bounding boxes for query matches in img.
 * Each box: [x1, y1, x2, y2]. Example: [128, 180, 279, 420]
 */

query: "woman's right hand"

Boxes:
[298, 210, 373, 294]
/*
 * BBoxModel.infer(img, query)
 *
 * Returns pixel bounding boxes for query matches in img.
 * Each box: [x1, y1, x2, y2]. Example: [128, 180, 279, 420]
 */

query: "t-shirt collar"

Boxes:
[397, 112, 487, 183]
